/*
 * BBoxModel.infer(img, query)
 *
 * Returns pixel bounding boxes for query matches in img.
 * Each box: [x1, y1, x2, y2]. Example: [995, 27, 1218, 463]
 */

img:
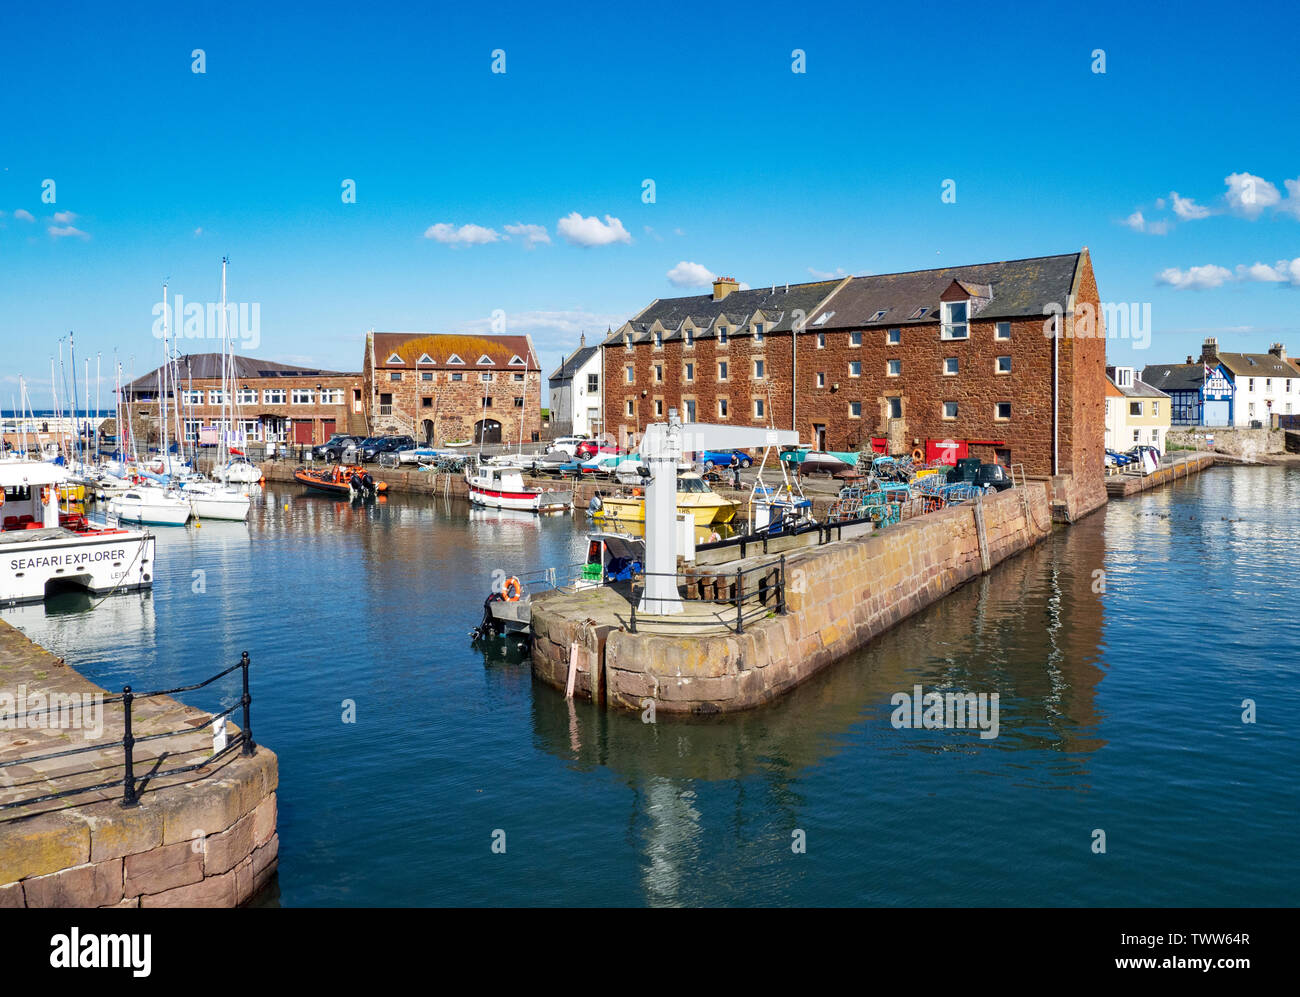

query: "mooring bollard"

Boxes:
[120, 685, 138, 807]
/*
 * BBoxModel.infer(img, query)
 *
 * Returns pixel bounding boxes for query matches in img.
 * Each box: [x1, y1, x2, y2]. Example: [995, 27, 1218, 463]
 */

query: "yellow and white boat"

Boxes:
[590, 473, 737, 527]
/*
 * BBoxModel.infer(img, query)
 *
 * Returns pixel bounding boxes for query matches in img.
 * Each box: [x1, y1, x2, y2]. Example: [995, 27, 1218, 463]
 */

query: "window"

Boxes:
[482, 396, 493, 408]
[685, 399, 696, 421]
[944, 357, 959, 375]
[910, 307, 929, 320]
[387, 353, 403, 364]
[1265, 378, 1272, 390]
[263, 388, 286, 405]
[849, 401, 862, 418]
[207, 389, 227, 405]
[718, 398, 729, 417]
[625, 366, 634, 384]
[869, 310, 888, 323]
[1133, 428, 1141, 442]
[941, 301, 969, 339]
[888, 397, 902, 419]
[291, 389, 314, 404]
[996, 356, 1011, 374]
[626, 400, 635, 416]
[417, 353, 434, 365]
[654, 399, 664, 417]
[1115, 368, 1133, 388]
[446, 353, 464, 365]
[654, 364, 663, 383]
[1151, 400, 1160, 415]
[183, 419, 200, 442]
[718, 327, 729, 345]
[624, 335, 632, 351]
[684, 362, 695, 381]
[514, 397, 524, 408]
[718, 361, 728, 381]
[942, 401, 958, 420]
[508, 355, 525, 366]
[816, 333, 825, 349]
[753, 359, 765, 379]
[422, 396, 433, 409]
[850, 331, 862, 347]
[1129, 401, 1143, 416]
[754, 323, 764, 344]
[587, 373, 599, 392]
[848, 361, 861, 377]
[753, 398, 765, 419]
[887, 328, 901, 345]
[480, 372, 492, 382]
[512, 373, 524, 382]
[477, 354, 495, 365]
[451, 372, 463, 382]
[995, 322, 1011, 340]
[320, 389, 344, 404]
[995, 402, 1011, 420]
[816, 372, 826, 388]
[684, 329, 694, 347]
[654, 332, 662, 349]
[390, 372, 402, 382]
[421, 372, 433, 382]
[182, 390, 203, 405]
[237, 388, 257, 405]
[1248, 378, 1255, 391]
[887, 359, 901, 376]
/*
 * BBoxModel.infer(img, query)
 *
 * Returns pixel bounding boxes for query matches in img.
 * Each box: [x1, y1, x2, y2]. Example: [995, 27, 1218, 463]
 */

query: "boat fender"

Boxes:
[503, 576, 522, 602]
[912, 447, 924, 463]
[588, 495, 603, 514]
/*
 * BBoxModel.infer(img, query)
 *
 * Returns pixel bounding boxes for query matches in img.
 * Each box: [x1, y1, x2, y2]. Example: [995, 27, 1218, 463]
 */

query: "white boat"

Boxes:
[1, 460, 157, 604]
[181, 480, 251, 521]
[219, 457, 263, 484]
[466, 467, 569, 513]
[108, 485, 192, 526]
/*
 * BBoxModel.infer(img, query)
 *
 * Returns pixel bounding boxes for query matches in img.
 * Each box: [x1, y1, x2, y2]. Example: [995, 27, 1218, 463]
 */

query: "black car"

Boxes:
[362, 435, 415, 462]
[946, 458, 1014, 492]
[314, 434, 364, 461]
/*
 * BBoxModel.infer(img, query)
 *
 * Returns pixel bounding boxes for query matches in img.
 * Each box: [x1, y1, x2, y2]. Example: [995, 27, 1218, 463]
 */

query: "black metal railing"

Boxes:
[0, 652, 257, 812]
[628, 556, 787, 635]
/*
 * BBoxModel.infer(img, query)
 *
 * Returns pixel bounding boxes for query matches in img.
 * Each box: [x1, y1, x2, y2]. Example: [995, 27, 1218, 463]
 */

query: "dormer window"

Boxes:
[909, 307, 929, 320]
[684, 328, 694, 347]
[387, 353, 404, 365]
[508, 355, 525, 366]
[477, 354, 495, 365]
[869, 309, 888, 322]
[624, 334, 632, 350]
[718, 326, 728, 345]
[417, 353, 434, 365]
[446, 353, 465, 365]
[653, 331, 663, 348]
[940, 301, 968, 340]
[754, 323, 764, 344]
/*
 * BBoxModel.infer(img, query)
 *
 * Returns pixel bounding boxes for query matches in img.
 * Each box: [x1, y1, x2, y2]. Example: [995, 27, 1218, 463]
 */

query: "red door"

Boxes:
[321, 419, 336, 439]
[293, 420, 314, 444]
[926, 439, 969, 465]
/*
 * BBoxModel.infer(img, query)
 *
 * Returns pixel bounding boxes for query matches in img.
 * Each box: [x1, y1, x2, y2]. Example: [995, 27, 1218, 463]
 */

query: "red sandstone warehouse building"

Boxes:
[602, 250, 1107, 520]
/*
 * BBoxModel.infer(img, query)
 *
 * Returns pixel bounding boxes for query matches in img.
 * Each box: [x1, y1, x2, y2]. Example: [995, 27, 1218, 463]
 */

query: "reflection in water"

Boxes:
[2, 469, 1296, 906]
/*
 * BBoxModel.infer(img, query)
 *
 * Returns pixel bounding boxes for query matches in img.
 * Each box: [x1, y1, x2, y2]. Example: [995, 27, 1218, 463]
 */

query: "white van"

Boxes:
[549, 435, 587, 457]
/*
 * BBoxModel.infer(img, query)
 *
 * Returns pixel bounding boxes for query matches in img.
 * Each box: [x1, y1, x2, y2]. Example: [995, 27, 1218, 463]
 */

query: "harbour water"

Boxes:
[3, 465, 1296, 906]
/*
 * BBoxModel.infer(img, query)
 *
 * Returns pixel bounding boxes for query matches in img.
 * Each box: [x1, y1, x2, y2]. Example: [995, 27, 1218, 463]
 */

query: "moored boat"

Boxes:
[294, 464, 387, 500]
[466, 466, 568, 513]
[589, 472, 737, 527]
[108, 485, 192, 526]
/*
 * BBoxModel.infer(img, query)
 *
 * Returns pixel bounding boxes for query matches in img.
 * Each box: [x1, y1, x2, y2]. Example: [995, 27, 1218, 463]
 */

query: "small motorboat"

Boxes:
[180, 480, 252, 521]
[589, 472, 737, 527]
[466, 466, 568, 513]
[219, 456, 264, 484]
[294, 464, 387, 500]
[108, 485, 192, 526]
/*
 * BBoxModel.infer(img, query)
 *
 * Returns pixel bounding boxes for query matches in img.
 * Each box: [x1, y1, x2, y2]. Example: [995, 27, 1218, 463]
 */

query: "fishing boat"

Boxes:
[108, 484, 192, 526]
[588, 472, 737, 527]
[466, 466, 568, 513]
[294, 464, 386, 500]
[1, 459, 157, 604]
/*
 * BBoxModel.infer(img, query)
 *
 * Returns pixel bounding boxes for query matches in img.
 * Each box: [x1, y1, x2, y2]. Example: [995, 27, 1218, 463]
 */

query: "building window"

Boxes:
[587, 373, 599, 392]
[718, 398, 729, 417]
[207, 389, 227, 405]
[718, 327, 728, 345]
[626, 400, 635, 416]
[887, 359, 901, 376]
[654, 364, 663, 383]
[320, 389, 344, 404]
[684, 362, 695, 381]
[514, 397, 524, 408]
[754, 324, 764, 344]
[685, 399, 696, 421]
[910, 306, 929, 320]
[995, 402, 1011, 420]
[940, 300, 969, 340]
[849, 401, 862, 418]
[1248, 378, 1255, 391]
[684, 329, 694, 348]
[422, 397, 433, 408]
[446, 353, 464, 365]
[753, 398, 765, 419]
[654, 331, 662, 349]
[262, 388, 286, 405]
[512, 373, 524, 382]
[480, 372, 492, 383]
[482, 396, 493, 408]
[887, 328, 901, 345]
[848, 361, 861, 377]
[816, 333, 825, 349]
[237, 388, 257, 405]
[718, 361, 728, 381]
[451, 373, 463, 382]
[944, 357, 959, 375]
[182, 390, 203, 405]
[654, 399, 664, 417]
[390, 372, 402, 382]
[1133, 429, 1141, 442]
[1153, 400, 1160, 415]
[625, 366, 634, 384]
[869, 310, 888, 323]
[816, 372, 825, 388]
[942, 401, 958, 420]
[291, 389, 314, 404]
[996, 355, 1012, 374]
[888, 397, 902, 419]
[624, 335, 632, 351]
[995, 322, 1011, 340]
[183, 419, 200, 442]
[1129, 401, 1143, 416]
[850, 331, 862, 347]
[753, 359, 765, 379]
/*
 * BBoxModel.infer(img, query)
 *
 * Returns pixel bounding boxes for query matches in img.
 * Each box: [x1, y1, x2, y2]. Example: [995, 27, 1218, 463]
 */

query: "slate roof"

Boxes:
[126, 353, 354, 391]
[1109, 377, 1169, 399]
[1142, 364, 1205, 393]
[549, 345, 600, 384]
[371, 332, 539, 370]
[1215, 352, 1299, 379]
[603, 279, 845, 345]
[806, 253, 1082, 330]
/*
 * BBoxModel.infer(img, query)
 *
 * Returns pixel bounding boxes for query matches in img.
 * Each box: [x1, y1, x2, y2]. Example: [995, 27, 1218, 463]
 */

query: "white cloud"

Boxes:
[52, 210, 77, 224]
[503, 223, 550, 248]
[673, 228, 685, 237]
[643, 225, 663, 242]
[48, 224, 89, 240]
[1122, 210, 1146, 231]
[423, 222, 501, 245]
[1169, 191, 1211, 220]
[1157, 264, 1232, 289]
[556, 212, 632, 247]
[807, 266, 847, 279]
[194, 227, 204, 237]
[1237, 258, 1300, 284]
[1154, 197, 1166, 210]
[666, 261, 717, 287]
[1224, 172, 1281, 217]
[1278, 178, 1300, 220]
[1147, 219, 1172, 235]
[14, 209, 34, 222]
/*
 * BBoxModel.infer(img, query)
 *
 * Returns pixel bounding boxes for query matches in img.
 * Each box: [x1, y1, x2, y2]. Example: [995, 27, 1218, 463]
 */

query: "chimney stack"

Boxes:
[1199, 337, 1219, 364]
[1186, 355, 1194, 365]
[712, 276, 740, 301]
[1269, 342, 1286, 360]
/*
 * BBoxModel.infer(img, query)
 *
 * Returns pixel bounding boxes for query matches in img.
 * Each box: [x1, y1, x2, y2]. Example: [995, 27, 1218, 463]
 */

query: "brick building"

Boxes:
[603, 250, 1108, 518]
[363, 332, 542, 445]
[122, 354, 365, 447]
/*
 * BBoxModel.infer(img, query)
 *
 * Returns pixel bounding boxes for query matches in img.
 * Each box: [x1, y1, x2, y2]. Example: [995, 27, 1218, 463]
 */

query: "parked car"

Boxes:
[697, 449, 753, 469]
[314, 434, 364, 461]
[946, 458, 1014, 492]
[549, 435, 588, 458]
[575, 439, 622, 460]
[361, 435, 415, 462]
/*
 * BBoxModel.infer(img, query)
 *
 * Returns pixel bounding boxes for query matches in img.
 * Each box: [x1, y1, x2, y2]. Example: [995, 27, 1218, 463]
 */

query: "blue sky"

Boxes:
[2, 0, 1298, 404]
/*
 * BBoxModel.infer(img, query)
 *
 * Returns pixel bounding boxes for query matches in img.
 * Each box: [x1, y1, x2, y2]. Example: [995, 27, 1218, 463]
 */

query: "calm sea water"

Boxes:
[4, 466, 1297, 906]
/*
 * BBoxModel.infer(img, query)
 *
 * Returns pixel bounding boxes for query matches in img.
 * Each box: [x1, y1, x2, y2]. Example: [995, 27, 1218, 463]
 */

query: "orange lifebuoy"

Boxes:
[911, 448, 924, 462]
[503, 576, 521, 602]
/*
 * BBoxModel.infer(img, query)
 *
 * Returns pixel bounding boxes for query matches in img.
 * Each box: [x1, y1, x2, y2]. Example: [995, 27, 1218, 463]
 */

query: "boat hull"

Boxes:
[468, 484, 566, 513]
[107, 495, 191, 526]
[0, 529, 157, 604]
[594, 495, 736, 527]
[187, 490, 252, 521]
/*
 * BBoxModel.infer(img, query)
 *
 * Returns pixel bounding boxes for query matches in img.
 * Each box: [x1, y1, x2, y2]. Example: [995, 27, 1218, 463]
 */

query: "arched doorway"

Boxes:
[474, 419, 502, 445]
[421, 419, 434, 444]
